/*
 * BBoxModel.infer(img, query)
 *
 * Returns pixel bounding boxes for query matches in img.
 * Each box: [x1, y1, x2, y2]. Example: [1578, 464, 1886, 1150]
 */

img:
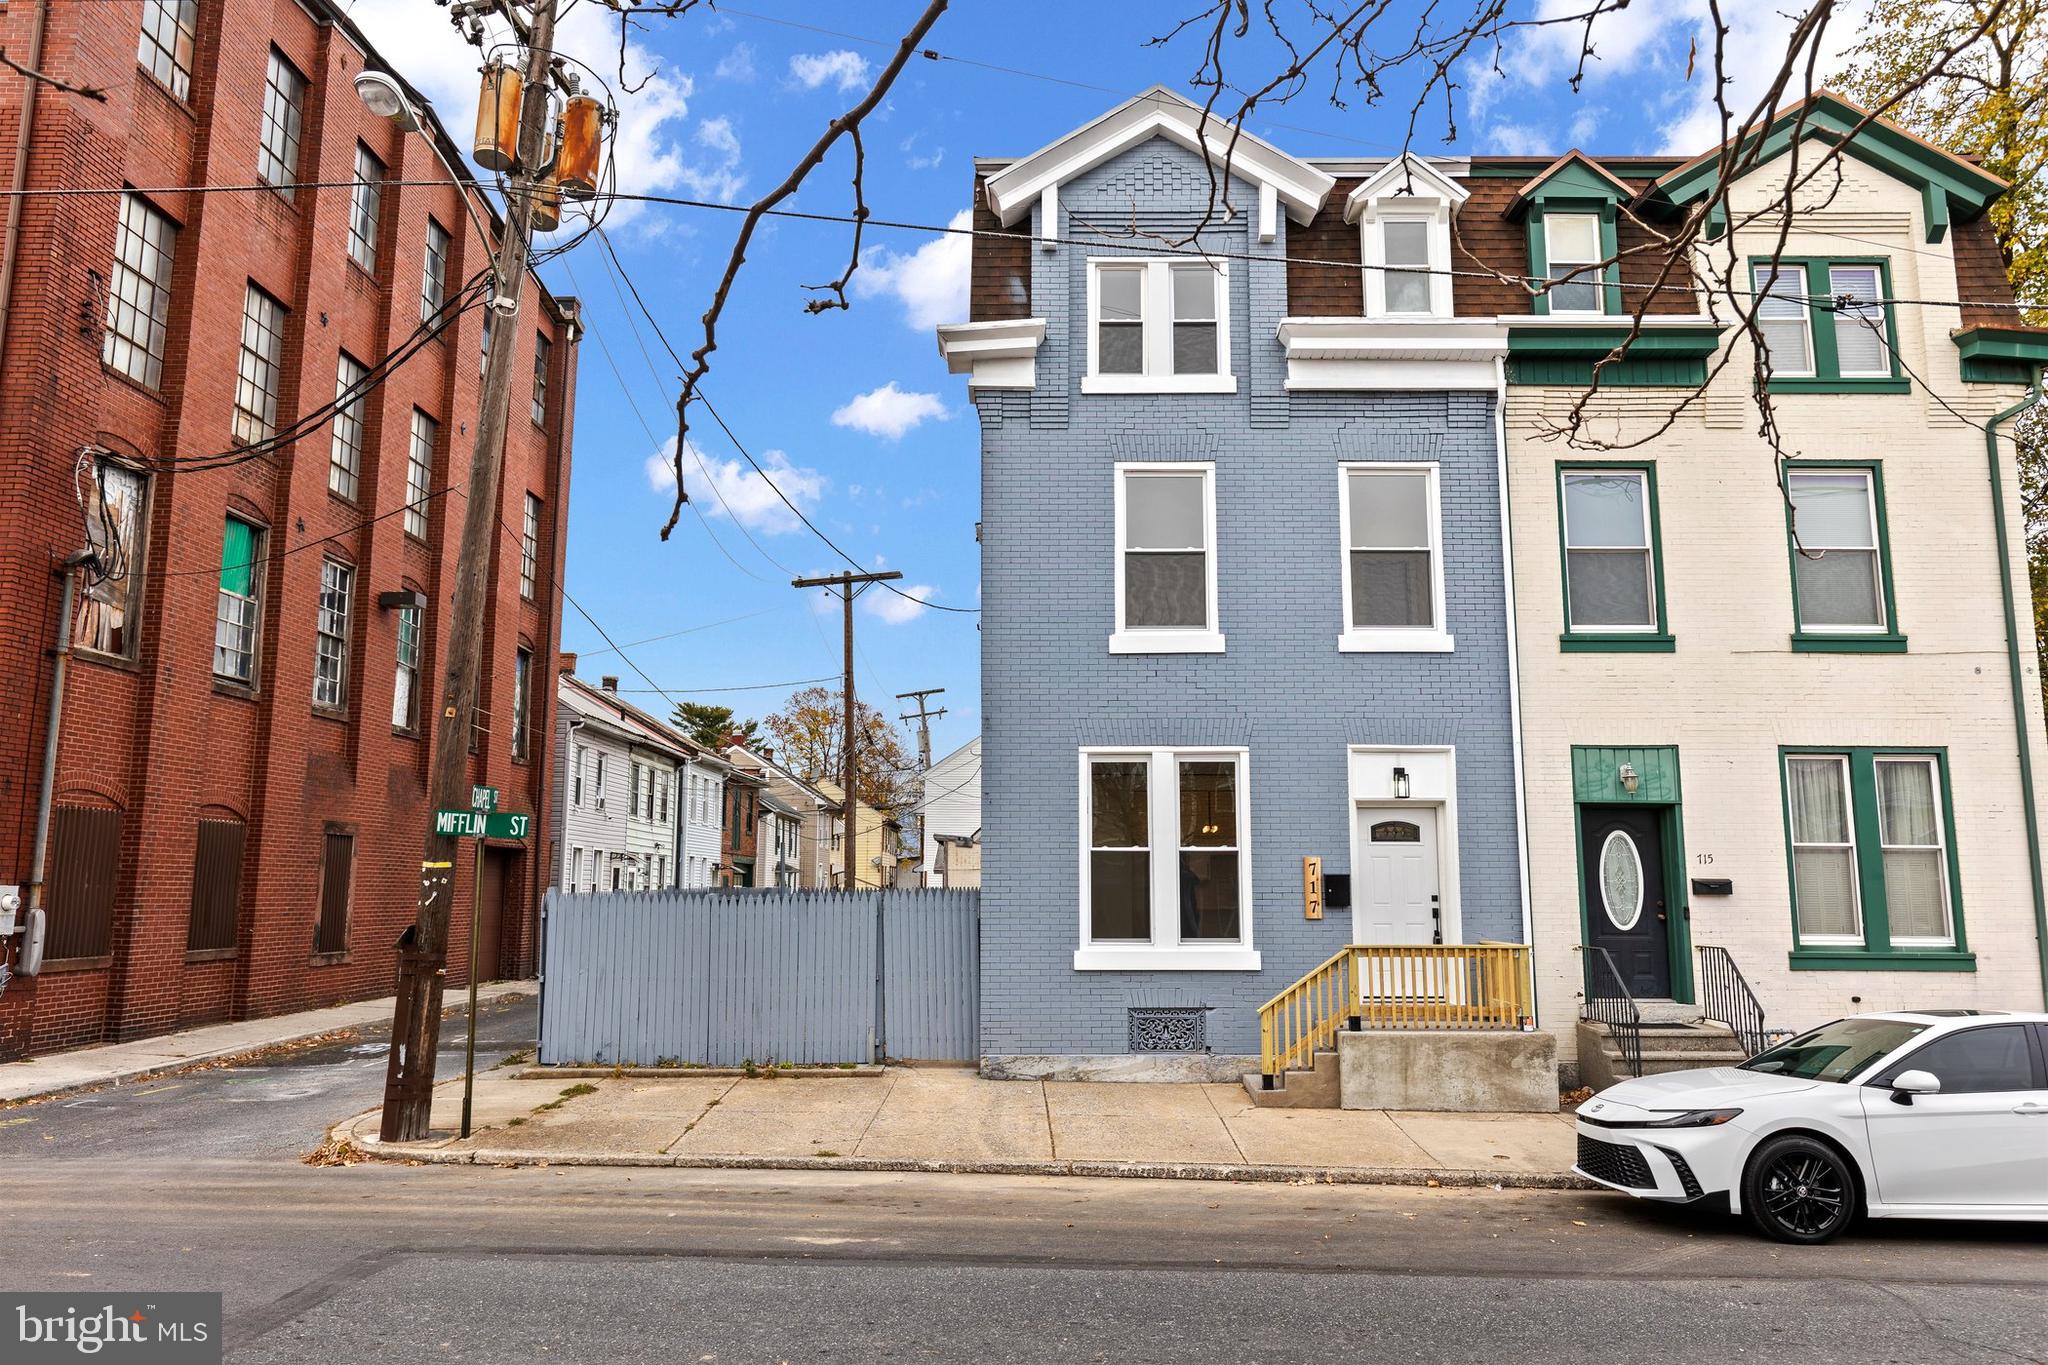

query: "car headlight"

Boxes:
[1643, 1108, 1743, 1128]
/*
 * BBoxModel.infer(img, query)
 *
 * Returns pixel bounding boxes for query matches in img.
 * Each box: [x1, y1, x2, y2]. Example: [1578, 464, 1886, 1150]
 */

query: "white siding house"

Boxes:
[725, 744, 835, 888]
[680, 752, 730, 889]
[915, 737, 981, 886]
[554, 673, 689, 893]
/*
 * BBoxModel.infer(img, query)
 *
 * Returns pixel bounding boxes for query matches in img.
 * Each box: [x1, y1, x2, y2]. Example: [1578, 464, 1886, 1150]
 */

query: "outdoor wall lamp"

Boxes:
[1391, 767, 1411, 800]
[1618, 762, 1640, 795]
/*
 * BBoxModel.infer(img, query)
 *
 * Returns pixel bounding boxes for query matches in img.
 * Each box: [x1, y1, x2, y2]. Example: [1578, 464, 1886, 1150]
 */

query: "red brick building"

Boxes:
[0, 0, 578, 1058]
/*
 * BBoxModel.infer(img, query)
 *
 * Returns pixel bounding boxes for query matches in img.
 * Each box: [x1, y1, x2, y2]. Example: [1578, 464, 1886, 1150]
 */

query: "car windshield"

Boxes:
[1739, 1017, 1930, 1083]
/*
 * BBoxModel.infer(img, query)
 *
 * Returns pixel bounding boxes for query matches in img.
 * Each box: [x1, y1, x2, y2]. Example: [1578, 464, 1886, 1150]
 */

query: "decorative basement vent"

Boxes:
[1127, 1006, 1209, 1053]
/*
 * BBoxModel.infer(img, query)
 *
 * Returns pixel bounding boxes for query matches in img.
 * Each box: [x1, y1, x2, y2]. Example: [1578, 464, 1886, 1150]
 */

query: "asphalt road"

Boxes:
[5, 993, 2046, 1363]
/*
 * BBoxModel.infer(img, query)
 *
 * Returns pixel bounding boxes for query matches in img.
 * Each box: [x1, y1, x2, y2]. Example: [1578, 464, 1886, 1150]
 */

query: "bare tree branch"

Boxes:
[0, 46, 109, 102]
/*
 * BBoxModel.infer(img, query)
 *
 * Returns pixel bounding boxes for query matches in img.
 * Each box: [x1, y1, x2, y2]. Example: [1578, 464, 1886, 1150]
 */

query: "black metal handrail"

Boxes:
[1581, 945, 1643, 1078]
[1696, 945, 1768, 1057]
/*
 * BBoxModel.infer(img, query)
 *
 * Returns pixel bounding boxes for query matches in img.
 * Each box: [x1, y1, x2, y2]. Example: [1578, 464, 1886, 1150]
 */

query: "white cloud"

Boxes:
[831, 382, 950, 440]
[863, 584, 935, 625]
[900, 133, 945, 172]
[852, 209, 971, 330]
[643, 441, 825, 535]
[678, 115, 745, 203]
[714, 42, 756, 82]
[789, 49, 871, 93]
[347, 0, 729, 228]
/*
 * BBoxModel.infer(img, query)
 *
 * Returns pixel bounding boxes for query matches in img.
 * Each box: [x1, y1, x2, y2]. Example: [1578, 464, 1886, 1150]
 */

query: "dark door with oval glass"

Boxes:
[1581, 806, 1669, 997]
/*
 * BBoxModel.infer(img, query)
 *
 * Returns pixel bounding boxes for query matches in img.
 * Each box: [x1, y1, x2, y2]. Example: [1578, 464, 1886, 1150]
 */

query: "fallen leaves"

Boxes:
[303, 1135, 367, 1167]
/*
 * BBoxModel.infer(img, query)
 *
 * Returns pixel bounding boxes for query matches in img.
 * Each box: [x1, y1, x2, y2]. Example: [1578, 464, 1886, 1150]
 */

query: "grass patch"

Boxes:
[813, 1149, 841, 1158]
[535, 1082, 599, 1113]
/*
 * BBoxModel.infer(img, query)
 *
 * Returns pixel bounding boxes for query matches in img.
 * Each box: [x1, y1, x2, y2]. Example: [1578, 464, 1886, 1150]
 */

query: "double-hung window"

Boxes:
[1112, 464, 1220, 653]
[329, 352, 367, 502]
[1785, 464, 1900, 648]
[1558, 466, 1670, 649]
[405, 409, 436, 538]
[213, 516, 263, 685]
[1084, 259, 1233, 393]
[511, 648, 531, 762]
[258, 48, 306, 194]
[1543, 213, 1604, 314]
[520, 493, 541, 599]
[75, 457, 149, 658]
[104, 193, 177, 389]
[139, 0, 197, 100]
[1078, 748, 1256, 971]
[532, 333, 551, 425]
[421, 218, 450, 323]
[1782, 749, 1964, 966]
[348, 144, 383, 274]
[393, 602, 421, 731]
[1379, 219, 1434, 315]
[1749, 258, 1903, 390]
[234, 284, 287, 444]
[314, 559, 353, 711]
[1339, 464, 1450, 652]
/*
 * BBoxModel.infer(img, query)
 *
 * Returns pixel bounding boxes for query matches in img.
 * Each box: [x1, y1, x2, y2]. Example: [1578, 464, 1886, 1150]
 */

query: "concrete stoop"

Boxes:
[1577, 1018, 1750, 1092]
[1243, 1029, 1558, 1113]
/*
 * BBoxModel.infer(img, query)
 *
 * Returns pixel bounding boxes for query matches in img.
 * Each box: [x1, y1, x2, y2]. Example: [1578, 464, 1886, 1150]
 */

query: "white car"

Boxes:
[1574, 1009, 2048, 1242]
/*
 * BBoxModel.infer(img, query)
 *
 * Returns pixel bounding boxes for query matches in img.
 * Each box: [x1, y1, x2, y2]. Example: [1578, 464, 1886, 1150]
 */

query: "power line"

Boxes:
[610, 675, 839, 695]
[573, 605, 788, 656]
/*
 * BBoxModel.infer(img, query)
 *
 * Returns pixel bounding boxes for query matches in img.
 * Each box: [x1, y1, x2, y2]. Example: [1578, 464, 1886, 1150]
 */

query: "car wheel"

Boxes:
[1742, 1135, 1858, 1244]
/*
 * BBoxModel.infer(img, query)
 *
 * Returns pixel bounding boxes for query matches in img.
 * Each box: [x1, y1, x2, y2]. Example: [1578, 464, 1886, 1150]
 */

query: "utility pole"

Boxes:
[792, 570, 901, 888]
[381, 0, 559, 1143]
[896, 687, 946, 879]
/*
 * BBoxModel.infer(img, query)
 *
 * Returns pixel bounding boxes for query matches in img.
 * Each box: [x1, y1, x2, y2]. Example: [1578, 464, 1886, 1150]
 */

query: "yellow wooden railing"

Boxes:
[1257, 943, 1534, 1082]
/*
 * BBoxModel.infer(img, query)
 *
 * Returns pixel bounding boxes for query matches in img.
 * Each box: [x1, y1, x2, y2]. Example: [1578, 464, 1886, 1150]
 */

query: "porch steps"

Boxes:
[1241, 1047, 1340, 1108]
[1579, 1018, 1750, 1089]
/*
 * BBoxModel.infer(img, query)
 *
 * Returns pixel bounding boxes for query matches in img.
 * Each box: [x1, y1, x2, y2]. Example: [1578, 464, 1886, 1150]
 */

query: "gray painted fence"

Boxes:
[538, 888, 979, 1066]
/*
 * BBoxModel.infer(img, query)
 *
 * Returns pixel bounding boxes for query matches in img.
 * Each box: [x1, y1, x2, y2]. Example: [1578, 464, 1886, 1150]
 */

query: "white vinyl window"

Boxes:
[329, 352, 367, 502]
[569, 847, 583, 893]
[1787, 468, 1886, 633]
[405, 409, 436, 538]
[1112, 464, 1221, 654]
[1339, 464, 1451, 652]
[233, 284, 287, 444]
[314, 559, 353, 711]
[1543, 213, 1604, 314]
[1753, 262, 1815, 376]
[104, 193, 177, 389]
[1084, 259, 1233, 394]
[1379, 219, 1434, 315]
[348, 143, 383, 274]
[258, 48, 306, 194]
[1560, 468, 1659, 634]
[1077, 748, 1256, 971]
[1829, 264, 1891, 378]
[1875, 756, 1953, 945]
[1786, 755, 1861, 944]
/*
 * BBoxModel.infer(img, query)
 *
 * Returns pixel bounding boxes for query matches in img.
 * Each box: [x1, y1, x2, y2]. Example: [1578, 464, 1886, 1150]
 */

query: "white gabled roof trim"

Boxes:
[982, 87, 1336, 229]
[1276, 316, 1509, 362]
[1342, 154, 1471, 222]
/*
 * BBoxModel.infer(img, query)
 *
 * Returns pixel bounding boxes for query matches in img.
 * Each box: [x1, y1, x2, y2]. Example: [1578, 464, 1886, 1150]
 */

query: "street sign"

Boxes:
[470, 785, 499, 812]
[433, 808, 486, 838]
[484, 811, 531, 840]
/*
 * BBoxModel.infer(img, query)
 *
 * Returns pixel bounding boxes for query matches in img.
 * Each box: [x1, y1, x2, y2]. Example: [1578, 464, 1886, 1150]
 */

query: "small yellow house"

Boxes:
[814, 782, 901, 890]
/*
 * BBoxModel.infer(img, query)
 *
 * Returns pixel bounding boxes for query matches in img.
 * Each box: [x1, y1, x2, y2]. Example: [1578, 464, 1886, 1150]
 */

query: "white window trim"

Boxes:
[1074, 746, 1259, 972]
[1360, 207, 1453, 319]
[1560, 467, 1659, 635]
[1082, 257, 1237, 395]
[1788, 467, 1888, 635]
[1543, 213, 1607, 317]
[1787, 753, 1865, 947]
[1110, 461, 1224, 655]
[1875, 754, 1956, 948]
[1337, 461, 1454, 653]
[1827, 265, 1893, 379]
[1753, 261, 1818, 378]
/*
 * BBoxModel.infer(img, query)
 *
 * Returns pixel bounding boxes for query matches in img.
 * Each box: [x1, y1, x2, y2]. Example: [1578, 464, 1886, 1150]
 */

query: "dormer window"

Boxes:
[1084, 258, 1234, 394]
[1344, 155, 1467, 320]
[1544, 214, 1604, 313]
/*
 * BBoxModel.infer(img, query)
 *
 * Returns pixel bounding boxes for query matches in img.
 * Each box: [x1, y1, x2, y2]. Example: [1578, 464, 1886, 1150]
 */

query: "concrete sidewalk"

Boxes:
[338, 1062, 1586, 1187]
[0, 979, 536, 1104]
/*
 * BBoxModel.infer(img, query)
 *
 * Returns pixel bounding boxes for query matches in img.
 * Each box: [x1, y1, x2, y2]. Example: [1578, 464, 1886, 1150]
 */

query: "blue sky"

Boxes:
[347, 1, 1863, 766]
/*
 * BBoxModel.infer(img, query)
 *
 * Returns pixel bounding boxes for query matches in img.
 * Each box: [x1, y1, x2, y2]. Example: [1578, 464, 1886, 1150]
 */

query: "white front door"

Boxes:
[1354, 806, 1439, 945]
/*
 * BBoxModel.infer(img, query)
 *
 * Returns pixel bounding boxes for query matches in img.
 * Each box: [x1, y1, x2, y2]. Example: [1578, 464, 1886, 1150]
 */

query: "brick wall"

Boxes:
[0, 0, 576, 1056]
[977, 140, 1524, 1059]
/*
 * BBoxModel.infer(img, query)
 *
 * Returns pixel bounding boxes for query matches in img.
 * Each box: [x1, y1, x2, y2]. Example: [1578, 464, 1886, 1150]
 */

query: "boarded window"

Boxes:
[47, 805, 123, 961]
[315, 831, 354, 954]
[187, 820, 245, 952]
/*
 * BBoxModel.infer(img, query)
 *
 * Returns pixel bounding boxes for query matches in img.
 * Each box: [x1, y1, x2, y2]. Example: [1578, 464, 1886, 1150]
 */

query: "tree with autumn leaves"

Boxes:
[760, 686, 916, 824]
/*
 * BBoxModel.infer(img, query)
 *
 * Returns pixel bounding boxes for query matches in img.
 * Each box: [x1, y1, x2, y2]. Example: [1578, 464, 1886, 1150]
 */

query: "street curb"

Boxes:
[1, 981, 537, 1107]
[332, 1118, 1592, 1189]
[517, 1065, 886, 1080]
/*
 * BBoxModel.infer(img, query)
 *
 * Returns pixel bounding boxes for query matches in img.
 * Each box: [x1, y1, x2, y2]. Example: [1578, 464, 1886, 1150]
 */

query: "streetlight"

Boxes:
[353, 70, 419, 131]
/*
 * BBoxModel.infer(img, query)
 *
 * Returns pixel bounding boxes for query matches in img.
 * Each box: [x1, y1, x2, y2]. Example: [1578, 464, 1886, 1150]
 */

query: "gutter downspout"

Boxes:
[1984, 369, 2048, 1010]
[1494, 355, 1539, 1026]
[0, 0, 48, 365]
[23, 554, 88, 970]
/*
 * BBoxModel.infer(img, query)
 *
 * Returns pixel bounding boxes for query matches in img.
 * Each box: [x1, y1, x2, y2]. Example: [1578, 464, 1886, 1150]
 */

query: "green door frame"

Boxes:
[1570, 745, 1695, 1003]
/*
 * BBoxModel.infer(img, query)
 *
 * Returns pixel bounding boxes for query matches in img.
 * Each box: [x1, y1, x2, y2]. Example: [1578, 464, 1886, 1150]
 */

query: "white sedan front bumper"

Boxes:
[1573, 1116, 1751, 1203]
